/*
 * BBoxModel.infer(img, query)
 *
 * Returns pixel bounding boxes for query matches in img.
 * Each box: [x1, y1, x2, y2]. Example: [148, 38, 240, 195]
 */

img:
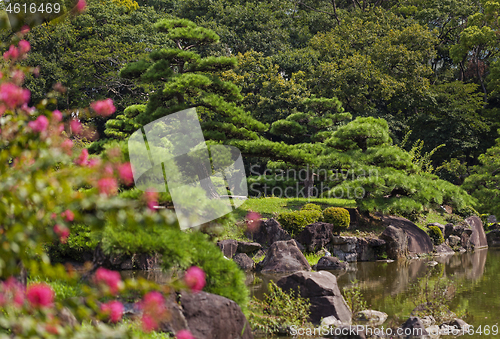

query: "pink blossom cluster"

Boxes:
[98, 177, 118, 196]
[61, 209, 74, 221]
[246, 211, 262, 233]
[0, 278, 25, 307]
[94, 268, 122, 295]
[53, 224, 70, 243]
[91, 98, 116, 117]
[3, 40, 30, 61]
[28, 115, 49, 133]
[0, 83, 30, 109]
[145, 191, 158, 211]
[118, 163, 134, 185]
[100, 300, 124, 323]
[26, 283, 54, 308]
[184, 266, 206, 293]
[176, 329, 196, 339]
[139, 291, 167, 332]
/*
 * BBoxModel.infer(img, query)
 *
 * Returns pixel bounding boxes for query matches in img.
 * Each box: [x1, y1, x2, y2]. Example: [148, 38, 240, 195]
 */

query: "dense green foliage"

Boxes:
[301, 203, 322, 212]
[323, 207, 350, 233]
[248, 281, 311, 335]
[277, 210, 322, 236]
[428, 225, 445, 246]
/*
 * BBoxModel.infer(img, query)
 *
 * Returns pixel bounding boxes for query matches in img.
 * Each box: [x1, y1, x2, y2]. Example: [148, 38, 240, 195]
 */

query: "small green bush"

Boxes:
[248, 281, 311, 334]
[323, 207, 350, 233]
[428, 226, 444, 245]
[301, 203, 322, 212]
[277, 210, 323, 236]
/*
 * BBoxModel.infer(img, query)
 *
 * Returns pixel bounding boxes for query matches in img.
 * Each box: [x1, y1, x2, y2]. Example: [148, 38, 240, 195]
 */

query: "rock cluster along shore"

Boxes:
[220, 215, 488, 274]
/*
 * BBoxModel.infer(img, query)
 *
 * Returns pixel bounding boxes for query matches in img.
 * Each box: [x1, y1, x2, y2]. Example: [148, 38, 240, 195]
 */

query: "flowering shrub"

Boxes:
[0, 37, 208, 338]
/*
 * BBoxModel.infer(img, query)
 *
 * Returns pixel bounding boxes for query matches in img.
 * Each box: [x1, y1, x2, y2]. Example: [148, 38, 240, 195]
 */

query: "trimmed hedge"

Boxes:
[323, 207, 350, 233]
[277, 210, 323, 236]
[301, 203, 322, 212]
[428, 226, 444, 245]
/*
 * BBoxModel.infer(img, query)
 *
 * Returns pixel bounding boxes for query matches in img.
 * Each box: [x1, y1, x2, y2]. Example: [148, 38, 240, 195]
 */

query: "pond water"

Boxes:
[249, 248, 500, 338]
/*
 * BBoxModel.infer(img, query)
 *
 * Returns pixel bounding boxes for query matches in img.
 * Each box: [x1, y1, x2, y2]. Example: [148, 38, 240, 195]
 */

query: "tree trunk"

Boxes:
[195, 160, 221, 199]
[304, 169, 315, 198]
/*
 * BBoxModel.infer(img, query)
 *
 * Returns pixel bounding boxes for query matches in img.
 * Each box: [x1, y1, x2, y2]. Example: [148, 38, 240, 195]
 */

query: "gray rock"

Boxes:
[217, 239, 238, 259]
[236, 241, 262, 254]
[401, 317, 429, 336]
[356, 310, 388, 326]
[447, 235, 461, 248]
[434, 243, 454, 256]
[356, 238, 386, 261]
[245, 218, 292, 247]
[233, 253, 254, 272]
[465, 216, 488, 249]
[276, 270, 351, 325]
[258, 240, 310, 273]
[487, 230, 500, 247]
[331, 236, 357, 246]
[333, 249, 358, 262]
[315, 256, 349, 270]
[379, 225, 408, 259]
[420, 315, 436, 327]
[296, 222, 334, 252]
[159, 294, 189, 335]
[488, 215, 497, 223]
[444, 223, 454, 238]
[382, 216, 434, 256]
[180, 291, 253, 339]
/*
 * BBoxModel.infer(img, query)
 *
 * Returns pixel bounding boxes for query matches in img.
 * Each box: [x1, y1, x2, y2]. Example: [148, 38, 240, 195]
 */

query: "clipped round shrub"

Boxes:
[301, 203, 322, 212]
[323, 207, 350, 233]
[428, 226, 444, 245]
[277, 210, 323, 236]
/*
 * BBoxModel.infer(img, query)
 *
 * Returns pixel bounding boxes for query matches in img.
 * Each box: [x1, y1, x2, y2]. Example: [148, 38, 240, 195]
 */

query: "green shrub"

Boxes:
[301, 203, 322, 212]
[323, 207, 350, 233]
[428, 226, 444, 245]
[47, 224, 99, 262]
[277, 210, 323, 236]
[343, 279, 367, 315]
[248, 281, 311, 334]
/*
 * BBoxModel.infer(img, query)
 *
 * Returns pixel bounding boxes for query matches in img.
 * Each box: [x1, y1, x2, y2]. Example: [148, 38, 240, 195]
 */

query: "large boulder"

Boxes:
[276, 271, 351, 325]
[381, 216, 433, 257]
[465, 216, 488, 249]
[296, 222, 334, 252]
[355, 310, 388, 326]
[356, 238, 386, 261]
[180, 291, 253, 339]
[246, 218, 292, 247]
[217, 239, 238, 258]
[379, 225, 408, 259]
[237, 241, 262, 254]
[233, 253, 254, 272]
[487, 230, 500, 247]
[434, 243, 454, 256]
[258, 240, 310, 273]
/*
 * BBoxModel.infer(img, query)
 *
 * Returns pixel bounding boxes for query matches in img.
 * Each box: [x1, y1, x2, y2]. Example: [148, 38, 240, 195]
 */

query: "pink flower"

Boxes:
[61, 209, 74, 222]
[52, 110, 62, 121]
[118, 163, 134, 185]
[70, 119, 82, 134]
[26, 283, 54, 308]
[95, 268, 122, 295]
[184, 266, 206, 293]
[28, 115, 49, 133]
[141, 314, 157, 332]
[101, 300, 124, 323]
[98, 178, 118, 196]
[75, 149, 89, 166]
[246, 211, 262, 233]
[61, 139, 74, 155]
[91, 98, 116, 117]
[20, 26, 30, 35]
[76, 0, 86, 12]
[139, 291, 166, 332]
[88, 158, 101, 167]
[0, 83, 30, 108]
[145, 191, 158, 210]
[2, 278, 25, 307]
[53, 224, 70, 243]
[18, 40, 30, 55]
[3, 45, 19, 61]
[176, 330, 195, 339]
